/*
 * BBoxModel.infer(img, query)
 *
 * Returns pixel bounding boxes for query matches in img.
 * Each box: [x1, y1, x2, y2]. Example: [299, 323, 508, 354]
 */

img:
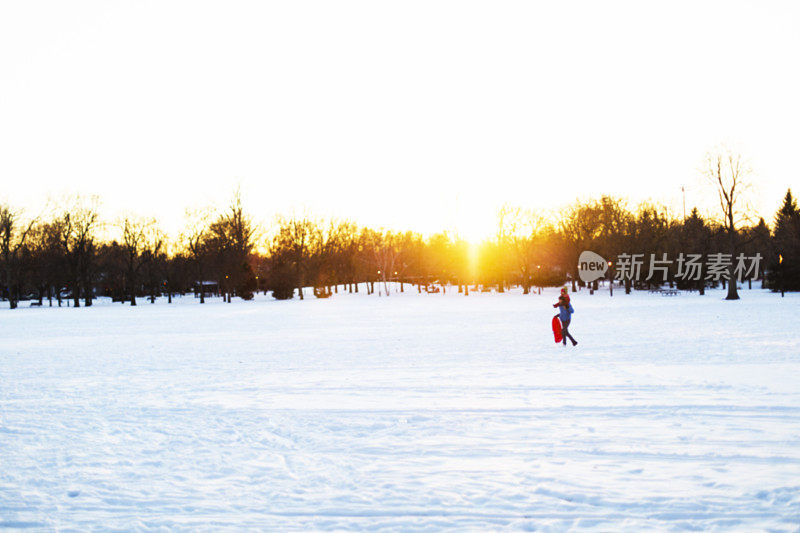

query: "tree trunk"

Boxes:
[724, 230, 739, 299]
[725, 266, 739, 299]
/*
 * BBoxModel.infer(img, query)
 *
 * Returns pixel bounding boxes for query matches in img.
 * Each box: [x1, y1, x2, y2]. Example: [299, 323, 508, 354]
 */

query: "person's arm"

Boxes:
[569, 303, 574, 313]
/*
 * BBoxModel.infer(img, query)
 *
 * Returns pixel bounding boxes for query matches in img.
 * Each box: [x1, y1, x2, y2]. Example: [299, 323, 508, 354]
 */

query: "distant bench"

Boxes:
[648, 288, 680, 296]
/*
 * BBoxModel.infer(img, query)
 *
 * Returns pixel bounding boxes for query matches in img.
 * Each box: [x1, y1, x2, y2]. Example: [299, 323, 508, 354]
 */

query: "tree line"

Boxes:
[1, 187, 799, 309]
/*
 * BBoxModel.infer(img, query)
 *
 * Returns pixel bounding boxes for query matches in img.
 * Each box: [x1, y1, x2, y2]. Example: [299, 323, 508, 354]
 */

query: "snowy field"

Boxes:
[2, 285, 799, 531]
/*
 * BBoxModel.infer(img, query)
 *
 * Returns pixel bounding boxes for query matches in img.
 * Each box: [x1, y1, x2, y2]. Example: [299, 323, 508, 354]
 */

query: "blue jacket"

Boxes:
[558, 303, 574, 322]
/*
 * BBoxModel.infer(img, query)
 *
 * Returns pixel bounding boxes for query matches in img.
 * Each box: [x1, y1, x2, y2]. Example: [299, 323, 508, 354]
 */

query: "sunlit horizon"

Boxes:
[5, 179, 787, 247]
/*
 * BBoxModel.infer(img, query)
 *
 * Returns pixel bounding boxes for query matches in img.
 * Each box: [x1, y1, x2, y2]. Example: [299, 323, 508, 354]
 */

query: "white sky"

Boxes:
[1, 1, 799, 241]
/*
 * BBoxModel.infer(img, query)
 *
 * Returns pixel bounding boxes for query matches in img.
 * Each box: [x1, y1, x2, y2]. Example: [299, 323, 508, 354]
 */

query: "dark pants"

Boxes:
[561, 319, 577, 345]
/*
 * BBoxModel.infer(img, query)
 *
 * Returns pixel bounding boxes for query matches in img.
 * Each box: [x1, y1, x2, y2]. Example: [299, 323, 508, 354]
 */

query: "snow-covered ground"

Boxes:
[2, 285, 799, 531]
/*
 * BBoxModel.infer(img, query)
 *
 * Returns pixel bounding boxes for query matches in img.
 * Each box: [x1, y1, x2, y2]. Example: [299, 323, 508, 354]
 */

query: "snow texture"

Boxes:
[1, 285, 799, 531]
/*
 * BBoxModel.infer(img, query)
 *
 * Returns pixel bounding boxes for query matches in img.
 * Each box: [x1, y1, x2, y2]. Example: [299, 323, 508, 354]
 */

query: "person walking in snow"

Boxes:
[553, 289, 578, 346]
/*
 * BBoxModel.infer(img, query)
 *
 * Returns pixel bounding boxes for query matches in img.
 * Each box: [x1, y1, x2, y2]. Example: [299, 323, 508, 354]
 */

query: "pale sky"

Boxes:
[1, 1, 799, 241]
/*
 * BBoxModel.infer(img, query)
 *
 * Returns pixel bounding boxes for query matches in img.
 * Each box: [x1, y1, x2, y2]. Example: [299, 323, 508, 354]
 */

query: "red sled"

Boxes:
[552, 315, 563, 343]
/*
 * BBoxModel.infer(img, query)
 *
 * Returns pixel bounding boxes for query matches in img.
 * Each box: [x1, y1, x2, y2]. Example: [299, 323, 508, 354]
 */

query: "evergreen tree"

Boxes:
[770, 189, 800, 291]
[677, 208, 713, 294]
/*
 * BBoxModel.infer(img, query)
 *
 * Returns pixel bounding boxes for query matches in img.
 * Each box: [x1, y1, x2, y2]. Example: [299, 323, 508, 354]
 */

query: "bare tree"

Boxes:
[0, 204, 37, 309]
[497, 206, 551, 294]
[704, 148, 752, 300]
[559, 201, 602, 292]
[120, 216, 162, 305]
[373, 231, 405, 297]
[141, 225, 166, 304]
[25, 220, 64, 306]
[325, 220, 360, 293]
[269, 215, 317, 300]
[57, 197, 100, 307]
[183, 207, 213, 303]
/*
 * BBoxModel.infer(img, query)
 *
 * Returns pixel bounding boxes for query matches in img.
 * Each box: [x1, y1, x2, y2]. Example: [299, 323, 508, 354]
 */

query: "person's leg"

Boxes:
[567, 332, 577, 345]
[561, 319, 577, 345]
[563, 327, 577, 345]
